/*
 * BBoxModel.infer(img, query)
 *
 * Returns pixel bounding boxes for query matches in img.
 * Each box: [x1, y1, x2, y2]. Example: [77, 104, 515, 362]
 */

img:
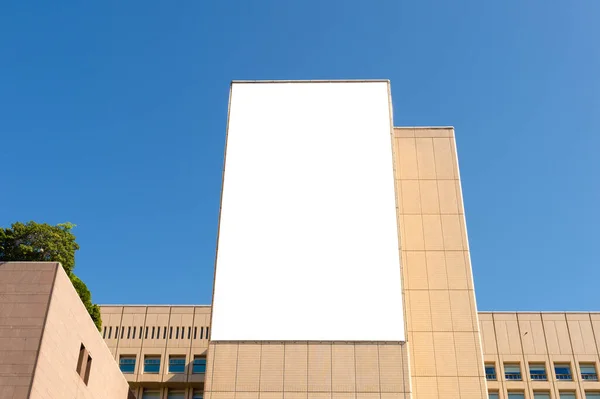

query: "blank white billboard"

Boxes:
[211, 81, 404, 341]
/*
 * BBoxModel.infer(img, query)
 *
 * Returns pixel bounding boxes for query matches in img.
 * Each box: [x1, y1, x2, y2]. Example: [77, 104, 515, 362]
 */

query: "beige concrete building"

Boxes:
[2, 81, 598, 399]
[0, 262, 131, 399]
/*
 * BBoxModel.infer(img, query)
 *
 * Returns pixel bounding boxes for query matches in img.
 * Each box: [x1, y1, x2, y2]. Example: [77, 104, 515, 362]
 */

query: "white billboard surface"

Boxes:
[211, 81, 404, 341]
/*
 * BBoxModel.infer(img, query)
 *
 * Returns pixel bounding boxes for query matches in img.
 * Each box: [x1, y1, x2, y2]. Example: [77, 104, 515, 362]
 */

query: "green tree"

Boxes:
[0, 221, 101, 331]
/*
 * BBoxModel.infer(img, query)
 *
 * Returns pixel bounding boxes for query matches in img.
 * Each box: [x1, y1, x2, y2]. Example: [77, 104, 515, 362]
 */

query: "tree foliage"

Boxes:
[0, 221, 101, 331]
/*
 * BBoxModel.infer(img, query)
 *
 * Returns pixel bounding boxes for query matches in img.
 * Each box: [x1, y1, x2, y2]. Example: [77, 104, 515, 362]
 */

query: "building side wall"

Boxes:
[100, 305, 211, 398]
[203, 341, 410, 398]
[0, 262, 57, 399]
[394, 127, 486, 399]
[480, 312, 600, 399]
[30, 264, 130, 399]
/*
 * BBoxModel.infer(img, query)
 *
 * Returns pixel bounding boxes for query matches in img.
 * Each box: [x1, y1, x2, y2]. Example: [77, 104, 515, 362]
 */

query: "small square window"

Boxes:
[534, 391, 551, 399]
[505, 363, 522, 380]
[559, 392, 576, 399]
[486, 364, 497, 380]
[169, 356, 186, 374]
[555, 364, 573, 381]
[144, 356, 161, 374]
[586, 392, 600, 399]
[489, 392, 499, 399]
[581, 364, 598, 381]
[530, 363, 548, 381]
[508, 392, 525, 399]
[193, 356, 206, 374]
[119, 355, 136, 374]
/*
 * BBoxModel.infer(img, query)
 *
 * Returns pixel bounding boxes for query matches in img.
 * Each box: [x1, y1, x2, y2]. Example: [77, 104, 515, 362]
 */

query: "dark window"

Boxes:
[83, 354, 92, 384]
[206, 327, 209, 338]
[121, 327, 124, 339]
[152, 326, 155, 339]
[176, 327, 179, 339]
[76, 344, 86, 375]
[508, 393, 525, 399]
[139, 326, 142, 339]
[120, 356, 136, 374]
[167, 390, 185, 399]
[485, 364, 496, 380]
[194, 327, 197, 340]
[108, 326, 112, 339]
[193, 356, 206, 374]
[163, 326, 167, 339]
[534, 392, 551, 399]
[133, 326, 137, 339]
[585, 392, 600, 399]
[103, 327, 106, 338]
[200, 327, 204, 339]
[555, 364, 573, 380]
[192, 389, 203, 399]
[505, 364, 522, 380]
[188, 327, 191, 339]
[145, 327, 148, 340]
[169, 356, 186, 373]
[144, 356, 161, 374]
[530, 363, 548, 381]
[581, 364, 598, 381]
[127, 327, 131, 339]
[180, 326, 183, 339]
[169, 327, 173, 339]
[489, 393, 499, 399]
[559, 393, 576, 399]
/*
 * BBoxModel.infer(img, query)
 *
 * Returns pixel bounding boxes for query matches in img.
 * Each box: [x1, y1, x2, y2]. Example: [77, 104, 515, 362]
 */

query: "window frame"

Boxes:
[555, 363, 573, 381]
[192, 356, 207, 374]
[581, 363, 598, 381]
[144, 355, 161, 374]
[168, 355, 186, 374]
[119, 355, 137, 374]
[530, 363, 548, 381]
[505, 363, 523, 381]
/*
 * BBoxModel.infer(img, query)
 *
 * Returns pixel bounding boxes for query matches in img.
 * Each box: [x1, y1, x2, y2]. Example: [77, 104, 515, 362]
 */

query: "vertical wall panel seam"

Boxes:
[540, 313, 558, 399]
[564, 313, 585, 397]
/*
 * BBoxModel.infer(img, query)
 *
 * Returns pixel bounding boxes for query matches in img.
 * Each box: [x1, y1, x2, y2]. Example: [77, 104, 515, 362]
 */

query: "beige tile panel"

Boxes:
[284, 393, 308, 399]
[261, 343, 285, 392]
[445, 251, 470, 290]
[414, 127, 453, 138]
[237, 393, 259, 399]
[422, 215, 444, 250]
[449, 290, 477, 332]
[260, 393, 284, 399]
[400, 180, 421, 214]
[440, 214, 465, 250]
[395, 138, 419, 180]
[308, 343, 331, 392]
[404, 251, 428, 290]
[455, 332, 482, 377]
[433, 332, 457, 377]
[378, 343, 405, 392]
[437, 180, 460, 214]
[414, 376, 438, 399]
[204, 342, 216, 392]
[284, 343, 308, 391]
[494, 318, 523, 355]
[437, 376, 460, 397]
[426, 251, 448, 290]
[331, 344, 356, 392]
[236, 343, 262, 392]
[405, 290, 432, 331]
[432, 137, 457, 180]
[307, 394, 331, 399]
[394, 127, 415, 137]
[355, 344, 379, 392]
[568, 319, 597, 354]
[419, 180, 440, 214]
[429, 290, 453, 332]
[332, 394, 357, 399]
[415, 138, 436, 180]
[400, 215, 425, 250]
[411, 332, 436, 376]
[212, 342, 240, 391]
[355, 394, 379, 399]
[458, 376, 484, 399]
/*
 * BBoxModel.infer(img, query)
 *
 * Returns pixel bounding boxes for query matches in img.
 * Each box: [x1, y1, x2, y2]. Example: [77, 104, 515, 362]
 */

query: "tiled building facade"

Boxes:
[2, 81, 598, 399]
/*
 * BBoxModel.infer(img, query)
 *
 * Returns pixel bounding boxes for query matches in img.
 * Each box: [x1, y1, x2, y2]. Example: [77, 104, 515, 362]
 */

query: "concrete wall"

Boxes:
[30, 263, 131, 398]
[480, 312, 600, 399]
[0, 262, 56, 398]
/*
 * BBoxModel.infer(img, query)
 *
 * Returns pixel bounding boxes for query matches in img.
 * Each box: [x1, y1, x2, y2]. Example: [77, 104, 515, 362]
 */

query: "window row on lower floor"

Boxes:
[140, 389, 203, 399]
[490, 391, 600, 399]
[120, 354, 206, 374]
[486, 362, 598, 382]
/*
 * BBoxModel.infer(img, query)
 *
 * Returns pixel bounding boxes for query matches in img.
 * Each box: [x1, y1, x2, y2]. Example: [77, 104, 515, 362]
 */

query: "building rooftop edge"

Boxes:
[231, 79, 390, 84]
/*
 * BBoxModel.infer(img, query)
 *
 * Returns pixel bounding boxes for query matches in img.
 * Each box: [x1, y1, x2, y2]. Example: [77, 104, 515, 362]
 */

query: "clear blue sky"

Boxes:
[1, 1, 599, 310]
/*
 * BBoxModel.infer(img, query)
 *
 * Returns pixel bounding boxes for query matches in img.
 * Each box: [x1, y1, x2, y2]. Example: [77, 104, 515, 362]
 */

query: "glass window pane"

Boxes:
[508, 393, 525, 399]
[555, 364, 573, 380]
[169, 357, 186, 373]
[142, 391, 161, 399]
[193, 357, 207, 374]
[192, 390, 203, 399]
[559, 392, 576, 399]
[489, 393, 499, 399]
[119, 356, 136, 374]
[534, 392, 551, 399]
[144, 356, 161, 373]
[530, 364, 548, 380]
[167, 390, 185, 399]
[586, 393, 600, 399]
[581, 364, 598, 380]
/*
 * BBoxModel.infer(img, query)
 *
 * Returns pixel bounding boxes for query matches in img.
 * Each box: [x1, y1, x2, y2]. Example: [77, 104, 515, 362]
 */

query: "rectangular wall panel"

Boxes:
[211, 81, 404, 341]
